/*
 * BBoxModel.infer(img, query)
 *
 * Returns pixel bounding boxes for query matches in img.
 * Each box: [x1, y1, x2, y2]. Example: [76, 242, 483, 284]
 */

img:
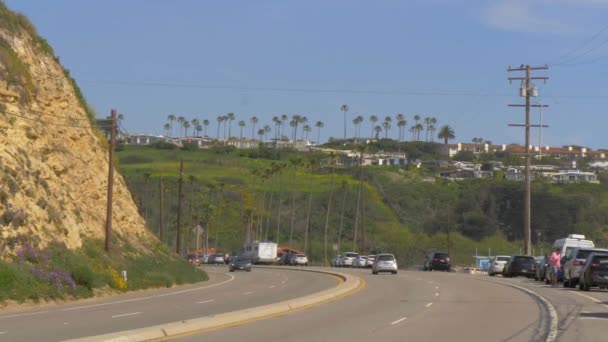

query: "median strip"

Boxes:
[63, 267, 364, 342]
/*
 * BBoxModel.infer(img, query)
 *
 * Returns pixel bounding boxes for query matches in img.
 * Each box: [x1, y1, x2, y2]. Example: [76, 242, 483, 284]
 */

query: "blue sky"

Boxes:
[6, 0, 608, 148]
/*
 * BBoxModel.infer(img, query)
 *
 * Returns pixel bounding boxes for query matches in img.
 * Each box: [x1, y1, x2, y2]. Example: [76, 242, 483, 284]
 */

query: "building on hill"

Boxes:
[504, 168, 599, 184]
[439, 170, 493, 180]
[127, 134, 166, 145]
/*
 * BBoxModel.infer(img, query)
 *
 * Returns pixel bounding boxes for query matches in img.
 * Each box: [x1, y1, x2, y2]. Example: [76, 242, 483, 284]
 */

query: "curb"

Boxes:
[63, 267, 364, 342]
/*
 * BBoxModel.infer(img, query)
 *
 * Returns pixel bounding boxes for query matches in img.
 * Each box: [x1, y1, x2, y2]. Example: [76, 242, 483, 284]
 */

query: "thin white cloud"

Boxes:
[482, 0, 572, 34]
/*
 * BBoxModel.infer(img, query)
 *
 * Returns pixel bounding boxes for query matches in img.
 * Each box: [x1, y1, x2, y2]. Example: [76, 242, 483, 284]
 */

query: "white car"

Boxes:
[352, 256, 368, 268]
[365, 255, 376, 268]
[331, 255, 342, 267]
[293, 254, 309, 266]
[372, 254, 398, 274]
[488, 255, 510, 276]
[341, 252, 359, 267]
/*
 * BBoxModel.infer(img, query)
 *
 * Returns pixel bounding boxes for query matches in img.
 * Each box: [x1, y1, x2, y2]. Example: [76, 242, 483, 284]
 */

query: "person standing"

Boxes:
[549, 248, 561, 287]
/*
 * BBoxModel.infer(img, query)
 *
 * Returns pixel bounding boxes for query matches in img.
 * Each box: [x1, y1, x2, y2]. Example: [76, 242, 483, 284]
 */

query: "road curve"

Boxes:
[0, 266, 337, 341]
[177, 268, 546, 342]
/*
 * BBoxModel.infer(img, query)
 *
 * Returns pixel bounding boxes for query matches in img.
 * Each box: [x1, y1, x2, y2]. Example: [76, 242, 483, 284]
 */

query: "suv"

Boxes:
[578, 252, 608, 291]
[372, 254, 398, 275]
[341, 252, 359, 267]
[563, 247, 608, 288]
[488, 255, 510, 276]
[209, 254, 225, 265]
[423, 252, 451, 272]
[502, 255, 536, 278]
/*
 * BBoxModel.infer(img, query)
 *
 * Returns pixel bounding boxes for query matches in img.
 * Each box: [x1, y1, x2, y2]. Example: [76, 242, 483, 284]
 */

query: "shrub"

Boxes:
[150, 141, 178, 150]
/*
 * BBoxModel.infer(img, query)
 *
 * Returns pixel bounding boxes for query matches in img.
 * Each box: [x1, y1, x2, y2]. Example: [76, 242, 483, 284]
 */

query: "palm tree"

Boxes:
[424, 117, 431, 142]
[163, 123, 171, 137]
[272, 116, 280, 140]
[202, 119, 210, 137]
[395, 114, 405, 141]
[191, 119, 200, 137]
[383, 116, 392, 139]
[315, 121, 324, 145]
[264, 125, 271, 141]
[216, 115, 223, 140]
[438, 125, 455, 145]
[303, 124, 312, 141]
[409, 126, 417, 140]
[183, 121, 191, 137]
[226, 113, 235, 139]
[258, 128, 265, 141]
[397, 120, 407, 142]
[167, 114, 176, 137]
[280, 114, 288, 139]
[353, 115, 364, 140]
[430, 117, 437, 142]
[250, 116, 259, 140]
[324, 152, 337, 266]
[238, 120, 246, 141]
[340, 104, 349, 140]
[374, 125, 382, 139]
[300, 116, 308, 140]
[177, 116, 185, 137]
[291, 114, 302, 141]
[415, 123, 424, 141]
[414, 114, 421, 126]
[222, 115, 229, 139]
[369, 115, 378, 139]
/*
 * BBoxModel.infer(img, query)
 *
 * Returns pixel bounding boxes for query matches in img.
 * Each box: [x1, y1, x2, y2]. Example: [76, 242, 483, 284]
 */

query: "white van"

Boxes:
[553, 234, 595, 258]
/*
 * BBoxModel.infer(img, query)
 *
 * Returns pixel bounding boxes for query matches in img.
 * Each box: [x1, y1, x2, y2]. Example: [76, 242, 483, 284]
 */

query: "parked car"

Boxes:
[372, 254, 398, 275]
[535, 255, 549, 281]
[279, 253, 295, 265]
[563, 247, 608, 288]
[352, 256, 368, 268]
[488, 255, 510, 276]
[209, 254, 225, 265]
[331, 255, 342, 267]
[186, 254, 201, 266]
[365, 255, 376, 268]
[341, 252, 359, 267]
[578, 252, 608, 291]
[423, 252, 451, 272]
[292, 254, 309, 266]
[199, 254, 210, 264]
[229, 257, 252, 272]
[502, 255, 536, 278]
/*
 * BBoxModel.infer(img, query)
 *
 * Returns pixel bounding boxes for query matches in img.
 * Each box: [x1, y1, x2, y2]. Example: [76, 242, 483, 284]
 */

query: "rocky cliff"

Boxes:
[0, 3, 152, 253]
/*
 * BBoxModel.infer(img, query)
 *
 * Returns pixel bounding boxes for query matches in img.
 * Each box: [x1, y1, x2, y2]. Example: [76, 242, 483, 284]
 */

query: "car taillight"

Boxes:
[573, 260, 585, 266]
[433, 258, 439, 261]
[446, 258, 450, 262]
[591, 263, 600, 268]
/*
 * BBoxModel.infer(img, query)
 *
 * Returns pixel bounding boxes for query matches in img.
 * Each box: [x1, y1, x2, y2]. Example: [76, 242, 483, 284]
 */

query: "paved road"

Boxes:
[0, 266, 337, 341]
[177, 268, 546, 342]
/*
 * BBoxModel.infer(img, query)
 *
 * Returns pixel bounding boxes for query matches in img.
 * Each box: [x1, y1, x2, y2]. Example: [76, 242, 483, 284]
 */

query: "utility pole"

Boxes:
[507, 65, 549, 256]
[176, 159, 184, 255]
[159, 175, 164, 243]
[105, 109, 117, 252]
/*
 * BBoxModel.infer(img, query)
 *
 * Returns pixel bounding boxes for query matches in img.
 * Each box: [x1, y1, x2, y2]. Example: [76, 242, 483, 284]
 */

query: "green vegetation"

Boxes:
[0, 236, 207, 304]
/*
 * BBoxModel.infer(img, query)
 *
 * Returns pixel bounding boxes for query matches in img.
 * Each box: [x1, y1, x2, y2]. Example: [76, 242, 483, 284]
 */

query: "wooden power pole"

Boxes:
[176, 159, 184, 255]
[507, 65, 549, 256]
[105, 109, 117, 252]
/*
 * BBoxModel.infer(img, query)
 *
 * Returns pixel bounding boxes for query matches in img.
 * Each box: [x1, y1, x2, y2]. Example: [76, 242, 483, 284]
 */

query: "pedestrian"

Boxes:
[549, 247, 561, 287]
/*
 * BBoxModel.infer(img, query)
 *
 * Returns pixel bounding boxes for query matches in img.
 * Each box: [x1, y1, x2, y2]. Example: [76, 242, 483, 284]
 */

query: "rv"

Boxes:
[242, 241, 278, 264]
[553, 234, 595, 258]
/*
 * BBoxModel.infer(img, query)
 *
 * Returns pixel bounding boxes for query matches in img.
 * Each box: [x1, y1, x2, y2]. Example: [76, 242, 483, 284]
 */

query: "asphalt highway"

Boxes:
[0, 266, 337, 341]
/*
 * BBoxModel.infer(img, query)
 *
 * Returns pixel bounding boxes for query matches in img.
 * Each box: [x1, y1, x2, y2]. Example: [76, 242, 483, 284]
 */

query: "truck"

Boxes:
[553, 234, 595, 258]
[242, 241, 278, 264]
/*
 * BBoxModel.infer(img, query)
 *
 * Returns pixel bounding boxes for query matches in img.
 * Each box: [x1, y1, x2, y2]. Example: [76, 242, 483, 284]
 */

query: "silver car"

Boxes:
[488, 255, 510, 276]
[372, 254, 398, 274]
[563, 247, 608, 287]
[365, 255, 376, 268]
[341, 252, 359, 267]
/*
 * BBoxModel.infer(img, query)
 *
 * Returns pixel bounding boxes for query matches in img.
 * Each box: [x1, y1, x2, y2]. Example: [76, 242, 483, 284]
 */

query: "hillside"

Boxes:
[0, 2, 205, 303]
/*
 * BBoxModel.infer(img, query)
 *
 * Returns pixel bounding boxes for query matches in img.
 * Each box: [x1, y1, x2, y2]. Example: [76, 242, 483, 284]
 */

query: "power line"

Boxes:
[550, 23, 608, 66]
[1, 110, 110, 129]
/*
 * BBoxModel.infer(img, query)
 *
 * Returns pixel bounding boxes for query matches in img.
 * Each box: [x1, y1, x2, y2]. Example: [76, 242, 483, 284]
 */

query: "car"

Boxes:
[553, 234, 595, 259]
[229, 257, 252, 272]
[279, 253, 295, 265]
[198, 254, 210, 264]
[209, 253, 225, 265]
[502, 255, 536, 278]
[488, 255, 510, 276]
[186, 254, 201, 266]
[535, 255, 549, 281]
[578, 252, 608, 291]
[563, 247, 608, 288]
[423, 252, 451, 272]
[341, 252, 359, 267]
[331, 255, 342, 267]
[365, 255, 376, 268]
[372, 254, 398, 274]
[352, 256, 368, 268]
[292, 254, 309, 266]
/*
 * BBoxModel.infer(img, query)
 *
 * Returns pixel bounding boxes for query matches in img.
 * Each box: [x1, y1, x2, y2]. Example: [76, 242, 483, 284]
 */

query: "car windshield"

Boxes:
[236, 258, 251, 263]
[345, 253, 358, 257]
[576, 249, 607, 259]
[497, 257, 510, 262]
[435, 253, 449, 259]
[296, 254, 305, 257]
[514, 256, 534, 263]
[378, 255, 394, 261]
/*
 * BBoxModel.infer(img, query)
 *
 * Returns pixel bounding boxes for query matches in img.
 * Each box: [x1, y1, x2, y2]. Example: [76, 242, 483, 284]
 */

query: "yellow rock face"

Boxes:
[0, 25, 152, 251]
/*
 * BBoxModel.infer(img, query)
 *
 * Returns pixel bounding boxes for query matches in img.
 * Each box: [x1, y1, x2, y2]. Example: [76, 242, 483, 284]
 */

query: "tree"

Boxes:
[196, 124, 203, 137]
[250, 116, 259, 140]
[395, 114, 405, 141]
[303, 124, 312, 141]
[383, 116, 392, 139]
[264, 125, 271, 141]
[191, 119, 200, 137]
[226, 113, 235, 139]
[429, 117, 437, 142]
[238, 120, 246, 141]
[272, 116, 280, 140]
[280, 114, 288, 139]
[374, 125, 382, 140]
[341, 104, 349, 139]
[291, 115, 302, 141]
[424, 117, 431, 142]
[167, 114, 176, 137]
[315, 121, 324, 145]
[222, 115, 229, 139]
[177, 116, 185, 137]
[258, 128, 265, 141]
[163, 123, 171, 137]
[303, 157, 319, 260]
[183, 121, 191, 137]
[415, 123, 424, 141]
[203, 119, 210, 137]
[216, 115, 223, 140]
[353, 115, 364, 140]
[369, 115, 378, 139]
[438, 125, 456, 145]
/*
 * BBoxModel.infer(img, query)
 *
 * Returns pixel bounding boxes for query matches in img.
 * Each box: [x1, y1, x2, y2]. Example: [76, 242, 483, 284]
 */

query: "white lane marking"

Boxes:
[0, 311, 48, 320]
[435, 286, 439, 290]
[426, 302, 433, 308]
[111, 312, 141, 318]
[269, 285, 276, 289]
[63, 322, 69, 325]
[196, 300, 215, 304]
[435, 293, 439, 297]
[391, 317, 407, 325]
[579, 316, 608, 320]
[242, 291, 253, 295]
[0, 332, 6, 335]
[572, 291, 608, 309]
[60, 273, 236, 312]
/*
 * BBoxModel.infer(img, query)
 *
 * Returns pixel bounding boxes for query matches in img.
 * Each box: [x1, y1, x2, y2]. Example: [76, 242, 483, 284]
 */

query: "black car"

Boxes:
[578, 252, 608, 291]
[229, 257, 252, 272]
[423, 252, 451, 271]
[279, 253, 297, 266]
[503, 255, 536, 278]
